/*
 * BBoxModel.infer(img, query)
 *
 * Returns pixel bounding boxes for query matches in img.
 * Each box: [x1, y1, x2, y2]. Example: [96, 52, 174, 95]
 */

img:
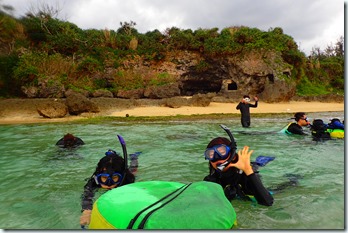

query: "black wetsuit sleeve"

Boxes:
[56, 138, 64, 146]
[246, 173, 274, 206]
[236, 102, 242, 110]
[249, 101, 258, 108]
[123, 169, 136, 184]
[81, 178, 98, 211]
[287, 123, 306, 135]
[75, 137, 85, 145]
[203, 174, 218, 183]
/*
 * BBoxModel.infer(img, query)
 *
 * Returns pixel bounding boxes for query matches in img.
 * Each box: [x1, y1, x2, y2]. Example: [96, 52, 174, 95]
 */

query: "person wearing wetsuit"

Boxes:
[80, 150, 136, 227]
[236, 95, 258, 127]
[327, 118, 344, 130]
[286, 112, 311, 135]
[203, 137, 273, 206]
[56, 133, 85, 148]
[310, 119, 331, 141]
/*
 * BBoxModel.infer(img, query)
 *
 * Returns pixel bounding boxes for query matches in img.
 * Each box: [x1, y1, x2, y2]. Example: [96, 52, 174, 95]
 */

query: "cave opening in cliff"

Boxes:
[227, 81, 237, 90]
[268, 74, 274, 83]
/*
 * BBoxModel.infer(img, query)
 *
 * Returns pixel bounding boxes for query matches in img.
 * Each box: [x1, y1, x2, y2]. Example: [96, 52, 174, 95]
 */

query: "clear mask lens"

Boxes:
[204, 144, 230, 161]
[97, 172, 122, 186]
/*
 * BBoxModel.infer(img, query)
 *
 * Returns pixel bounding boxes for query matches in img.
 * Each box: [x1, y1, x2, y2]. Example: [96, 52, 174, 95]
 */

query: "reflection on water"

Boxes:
[0, 112, 344, 229]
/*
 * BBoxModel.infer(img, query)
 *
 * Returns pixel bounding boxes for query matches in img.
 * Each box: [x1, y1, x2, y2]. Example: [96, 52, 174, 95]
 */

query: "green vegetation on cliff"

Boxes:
[0, 3, 344, 98]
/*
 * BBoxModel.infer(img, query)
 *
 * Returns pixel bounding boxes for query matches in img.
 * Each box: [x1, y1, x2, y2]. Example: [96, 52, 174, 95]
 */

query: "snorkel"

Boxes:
[216, 124, 237, 172]
[117, 134, 128, 186]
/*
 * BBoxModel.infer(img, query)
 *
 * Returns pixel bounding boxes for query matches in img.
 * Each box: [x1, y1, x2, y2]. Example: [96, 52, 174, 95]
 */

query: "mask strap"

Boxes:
[93, 175, 99, 185]
[216, 125, 237, 171]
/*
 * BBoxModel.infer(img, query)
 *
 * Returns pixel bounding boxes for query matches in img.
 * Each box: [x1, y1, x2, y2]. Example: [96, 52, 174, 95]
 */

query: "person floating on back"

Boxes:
[285, 112, 311, 135]
[56, 133, 85, 148]
[236, 95, 258, 128]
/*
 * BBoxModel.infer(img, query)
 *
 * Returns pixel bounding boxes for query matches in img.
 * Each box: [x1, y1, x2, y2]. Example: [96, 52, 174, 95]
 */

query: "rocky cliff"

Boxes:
[22, 49, 297, 103]
[115, 49, 296, 103]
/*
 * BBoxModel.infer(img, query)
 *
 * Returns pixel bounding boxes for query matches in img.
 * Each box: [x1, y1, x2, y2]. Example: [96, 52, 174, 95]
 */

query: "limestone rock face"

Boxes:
[22, 77, 65, 98]
[65, 92, 100, 115]
[178, 50, 294, 102]
[92, 89, 114, 98]
[258, 79, 296, 103]
[144, 83, 181, 99]
[37, 101, 68, 118]
[20, 49, 297, 102]
[117, 89, 145, 99]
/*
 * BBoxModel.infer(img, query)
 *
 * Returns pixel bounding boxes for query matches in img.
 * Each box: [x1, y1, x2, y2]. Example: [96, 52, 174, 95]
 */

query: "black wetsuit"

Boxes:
[203, 167, 273, 206]
[236, 101, 258, 127]
[56, 137, 85, 148]
[286, 123, 307, 135]
[81, 170, 135, 211]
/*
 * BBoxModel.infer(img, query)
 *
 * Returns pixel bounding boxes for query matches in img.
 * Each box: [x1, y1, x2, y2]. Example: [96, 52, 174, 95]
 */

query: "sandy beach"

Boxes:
[0, 98, 344, 125]
[110, 101, 344, 117]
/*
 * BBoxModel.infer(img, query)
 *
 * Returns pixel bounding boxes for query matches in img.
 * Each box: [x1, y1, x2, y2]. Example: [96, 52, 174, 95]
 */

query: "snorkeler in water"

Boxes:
[310, 119, 331, 141]
[203, 125, 274, 206]
[80, 149, 136, 227]
[286, 112, 311, 135]
[56, 133, 85, 148]
[327, 118, 344, 130]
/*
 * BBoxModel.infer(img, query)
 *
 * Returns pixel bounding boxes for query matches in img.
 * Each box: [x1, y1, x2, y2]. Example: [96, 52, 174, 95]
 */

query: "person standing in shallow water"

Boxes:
[236, 95, 258, 127]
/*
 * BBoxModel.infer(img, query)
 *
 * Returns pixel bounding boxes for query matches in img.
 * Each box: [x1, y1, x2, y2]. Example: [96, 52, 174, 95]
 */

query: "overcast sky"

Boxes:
[2, 0, 345, 55]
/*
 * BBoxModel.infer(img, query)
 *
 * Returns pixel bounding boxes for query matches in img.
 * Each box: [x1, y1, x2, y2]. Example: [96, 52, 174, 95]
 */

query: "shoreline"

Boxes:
[109, 101, 345, 117]
[0, 99, 344, 125]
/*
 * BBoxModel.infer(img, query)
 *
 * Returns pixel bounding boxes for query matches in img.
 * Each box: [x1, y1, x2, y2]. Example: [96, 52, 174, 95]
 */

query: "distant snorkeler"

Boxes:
[56, 133, 85, 148]
[310, 119, 331, 141]
[286, 112, 311, 135]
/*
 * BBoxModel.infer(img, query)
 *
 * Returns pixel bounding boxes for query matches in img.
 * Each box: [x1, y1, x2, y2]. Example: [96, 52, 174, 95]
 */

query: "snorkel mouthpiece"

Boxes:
[217, 160, 230, 172]
[217, 124, 237, 172]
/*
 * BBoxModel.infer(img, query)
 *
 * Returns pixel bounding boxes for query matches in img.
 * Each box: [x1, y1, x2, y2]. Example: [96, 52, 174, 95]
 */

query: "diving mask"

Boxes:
[204, 144, 231, 161]
[95, 172, 123, 186]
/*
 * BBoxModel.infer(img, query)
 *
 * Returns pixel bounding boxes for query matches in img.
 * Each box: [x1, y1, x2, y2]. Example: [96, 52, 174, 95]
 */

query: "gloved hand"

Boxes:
[80, 209, 92, 226]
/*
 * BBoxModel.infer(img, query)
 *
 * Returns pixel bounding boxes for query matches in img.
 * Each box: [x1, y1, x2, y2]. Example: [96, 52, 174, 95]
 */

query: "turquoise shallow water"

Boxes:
[0, 111, 344, 230]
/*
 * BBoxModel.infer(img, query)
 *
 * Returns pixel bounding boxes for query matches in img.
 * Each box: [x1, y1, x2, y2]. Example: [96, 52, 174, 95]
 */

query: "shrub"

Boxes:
[76, 56, 103, 74]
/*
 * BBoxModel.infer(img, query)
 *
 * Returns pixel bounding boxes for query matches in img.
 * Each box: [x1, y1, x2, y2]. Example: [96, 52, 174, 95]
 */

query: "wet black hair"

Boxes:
[206, 137, 232, 149]
[63, 133, 76, 147]
[243, 95, 250, 99]
[294, 112, 306, 122]
[94, 153, 125, 175]
[93, 153, 135, 185]
[330, 118, 341, 123]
